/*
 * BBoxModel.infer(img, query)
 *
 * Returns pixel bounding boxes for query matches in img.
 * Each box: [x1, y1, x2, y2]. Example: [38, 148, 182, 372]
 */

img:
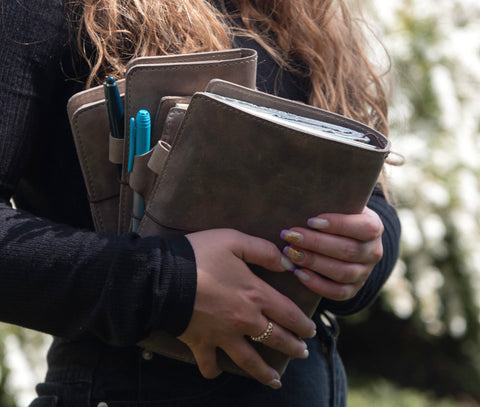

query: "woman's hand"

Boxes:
[179, 229, 316, 389]
[280, 207, 384, 301]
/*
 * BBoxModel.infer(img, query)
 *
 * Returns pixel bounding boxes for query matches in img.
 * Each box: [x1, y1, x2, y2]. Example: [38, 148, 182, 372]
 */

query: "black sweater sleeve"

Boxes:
[0, 0, 196, 345]
[320, 185, 401, 315]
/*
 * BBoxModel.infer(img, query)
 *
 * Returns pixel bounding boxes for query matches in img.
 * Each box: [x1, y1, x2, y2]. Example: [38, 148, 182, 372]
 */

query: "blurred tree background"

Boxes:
[1, 0, 480, 406]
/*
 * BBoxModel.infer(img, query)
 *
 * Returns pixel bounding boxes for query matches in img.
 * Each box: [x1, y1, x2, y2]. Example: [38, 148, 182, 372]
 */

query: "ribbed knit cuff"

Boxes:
[156, 236, 197, 337]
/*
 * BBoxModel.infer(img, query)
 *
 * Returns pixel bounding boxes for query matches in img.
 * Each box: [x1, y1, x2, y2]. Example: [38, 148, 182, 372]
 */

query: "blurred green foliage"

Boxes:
[348, 379, 462, 407]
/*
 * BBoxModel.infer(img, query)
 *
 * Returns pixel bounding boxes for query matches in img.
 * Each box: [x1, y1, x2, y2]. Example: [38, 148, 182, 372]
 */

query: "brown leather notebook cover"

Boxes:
[118, 48, 258, 234]
[136, 79, 391, 376]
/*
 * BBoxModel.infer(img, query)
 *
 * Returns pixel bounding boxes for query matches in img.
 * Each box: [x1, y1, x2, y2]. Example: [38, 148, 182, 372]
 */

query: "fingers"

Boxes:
[306, 207, 384, 242]
[226, 230, 317, 337]
[223, 338, 282, 389]
[189, 341, 281, 388]
[229, 230, 296, 272]
[282, 243, 373, 300]
[188, 335, 285, 389]
[186, 316, 310, 389]
[284, 246, 372, 284]
[290, 268, 365, 301]
[259, 284, 316, 338]
[187, 228, 294, 273]
[279, 208, 385, 300]
[281, 208, 384, 266]
[282, 251, 376, 300]
[283, 234, 383, 271]
[280, 226, 382, 288]
[285, 234, 382, 266]
[223, 319, 307, 388]
[249, 319, 309, 360]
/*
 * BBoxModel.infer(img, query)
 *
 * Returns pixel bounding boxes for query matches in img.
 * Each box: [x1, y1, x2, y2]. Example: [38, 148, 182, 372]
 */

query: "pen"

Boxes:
[104, 76, 125, 177]
[128, 109, 151, 232]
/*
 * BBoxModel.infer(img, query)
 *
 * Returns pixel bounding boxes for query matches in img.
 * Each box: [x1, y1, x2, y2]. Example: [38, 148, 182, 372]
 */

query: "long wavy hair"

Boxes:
[76, 0, 390, 136]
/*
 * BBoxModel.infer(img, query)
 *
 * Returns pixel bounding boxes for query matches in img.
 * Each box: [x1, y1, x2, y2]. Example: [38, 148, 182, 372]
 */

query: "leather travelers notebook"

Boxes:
[67, 48, 257, 234]
[136, 79, 391, 377]
[118, 48, 258, 235]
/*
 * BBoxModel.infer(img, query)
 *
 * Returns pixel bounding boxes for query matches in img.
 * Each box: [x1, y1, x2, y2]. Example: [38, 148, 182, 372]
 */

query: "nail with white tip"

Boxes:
[268, 378, 282, 389]
[294, 269, 311, 282]
[281, 255, 296, 271]
[307, 217, 329, 230]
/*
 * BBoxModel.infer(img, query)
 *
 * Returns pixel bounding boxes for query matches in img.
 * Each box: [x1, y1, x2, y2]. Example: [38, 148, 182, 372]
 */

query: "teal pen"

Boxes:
[128, 110, 151, 232]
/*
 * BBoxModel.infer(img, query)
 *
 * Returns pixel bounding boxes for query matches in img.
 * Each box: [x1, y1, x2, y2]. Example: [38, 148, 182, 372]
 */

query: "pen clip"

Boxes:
[128, 117, 136, 173]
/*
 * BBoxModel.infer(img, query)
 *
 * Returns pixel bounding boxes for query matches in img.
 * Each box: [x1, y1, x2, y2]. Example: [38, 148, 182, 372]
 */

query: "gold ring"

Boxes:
[250, 321, 274, 343]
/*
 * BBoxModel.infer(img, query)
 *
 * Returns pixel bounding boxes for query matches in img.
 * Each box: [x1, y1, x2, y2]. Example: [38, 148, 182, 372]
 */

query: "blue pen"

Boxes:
[104, 76, 124, 177]
[128, 110, 151, 232]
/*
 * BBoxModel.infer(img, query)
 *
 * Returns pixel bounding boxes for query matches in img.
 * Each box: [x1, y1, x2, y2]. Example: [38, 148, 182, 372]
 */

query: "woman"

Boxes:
[0, 0, 400, 406]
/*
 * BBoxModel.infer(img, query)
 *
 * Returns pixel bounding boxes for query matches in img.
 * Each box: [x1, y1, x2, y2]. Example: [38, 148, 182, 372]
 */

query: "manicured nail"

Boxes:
[268, 378, 282, 389]
[294, 269, 310, 281]
[281, 255, 296, 271]
[280, 230, 304, 244]
[307, 217, 329, 229]
[283, 246, 305, 262]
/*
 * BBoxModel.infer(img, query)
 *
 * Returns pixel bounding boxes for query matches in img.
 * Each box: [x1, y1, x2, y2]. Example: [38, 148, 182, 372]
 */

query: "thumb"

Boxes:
[233, 233, 295, 273]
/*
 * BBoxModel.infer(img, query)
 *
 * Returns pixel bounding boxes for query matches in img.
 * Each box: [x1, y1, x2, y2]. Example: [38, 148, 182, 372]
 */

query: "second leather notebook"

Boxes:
[136, 80, 391, 377]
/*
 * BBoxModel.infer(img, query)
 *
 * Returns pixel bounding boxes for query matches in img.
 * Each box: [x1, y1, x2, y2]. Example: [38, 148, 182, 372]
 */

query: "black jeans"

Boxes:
[30, 320, 346, 407]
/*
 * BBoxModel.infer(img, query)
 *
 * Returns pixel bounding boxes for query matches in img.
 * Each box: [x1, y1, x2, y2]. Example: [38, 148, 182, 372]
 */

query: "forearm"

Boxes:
[0, 202, 196, 345]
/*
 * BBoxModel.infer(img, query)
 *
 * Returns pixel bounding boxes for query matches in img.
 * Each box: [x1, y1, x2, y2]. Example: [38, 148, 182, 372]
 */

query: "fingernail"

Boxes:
[280, 230, 304, 244]
[311, 329, 317, 338]
[268, 378, 282, 389]
[283, 246, 305, 262]
[281, 255, 296, 271]
[302, 348, 309, 359]
[294, 269, 310, 281]
[307, 217, 329, 229]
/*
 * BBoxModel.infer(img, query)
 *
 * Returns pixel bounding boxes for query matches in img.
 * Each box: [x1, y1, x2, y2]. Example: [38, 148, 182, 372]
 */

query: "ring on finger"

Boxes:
[249, 321, 274, 343]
